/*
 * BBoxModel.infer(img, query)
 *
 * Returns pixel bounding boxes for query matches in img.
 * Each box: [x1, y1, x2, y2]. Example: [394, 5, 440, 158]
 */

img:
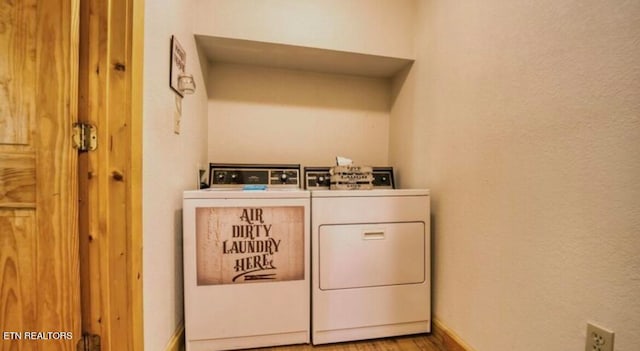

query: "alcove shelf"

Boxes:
[195, 35, 414, 80]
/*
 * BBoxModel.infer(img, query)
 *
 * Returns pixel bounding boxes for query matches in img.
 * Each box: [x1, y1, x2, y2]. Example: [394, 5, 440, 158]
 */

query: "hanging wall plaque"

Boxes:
[169, 35, 186, 97]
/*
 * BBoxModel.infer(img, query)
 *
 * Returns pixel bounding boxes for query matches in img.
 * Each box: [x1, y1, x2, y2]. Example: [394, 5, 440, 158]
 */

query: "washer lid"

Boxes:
[183, 188, 310, 199]
[310, 188, 429, 198]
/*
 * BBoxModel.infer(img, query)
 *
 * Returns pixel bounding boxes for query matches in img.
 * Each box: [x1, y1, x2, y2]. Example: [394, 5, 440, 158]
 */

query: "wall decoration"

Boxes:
[169, 35, 186, 97]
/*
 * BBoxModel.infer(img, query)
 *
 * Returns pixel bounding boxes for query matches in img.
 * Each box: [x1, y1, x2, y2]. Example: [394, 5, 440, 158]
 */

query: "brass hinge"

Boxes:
[73, 122, 97, 152]
[77, 334, 100, 351]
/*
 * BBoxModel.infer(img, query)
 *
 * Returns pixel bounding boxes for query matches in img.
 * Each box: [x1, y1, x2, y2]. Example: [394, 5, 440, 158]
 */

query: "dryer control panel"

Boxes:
[209, 163, 301, 188]
[304, 166, 394, 189]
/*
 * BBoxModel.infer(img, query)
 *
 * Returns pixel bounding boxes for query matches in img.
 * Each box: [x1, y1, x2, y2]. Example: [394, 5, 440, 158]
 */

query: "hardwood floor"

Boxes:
[256, 334, 447, 351]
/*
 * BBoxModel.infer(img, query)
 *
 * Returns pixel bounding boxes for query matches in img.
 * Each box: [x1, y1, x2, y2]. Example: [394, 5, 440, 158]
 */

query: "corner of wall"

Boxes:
[142, 1, 209, 350]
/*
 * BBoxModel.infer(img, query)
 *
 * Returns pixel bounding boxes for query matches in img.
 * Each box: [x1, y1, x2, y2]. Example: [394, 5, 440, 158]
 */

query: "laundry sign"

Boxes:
[195, 206, 305, 285]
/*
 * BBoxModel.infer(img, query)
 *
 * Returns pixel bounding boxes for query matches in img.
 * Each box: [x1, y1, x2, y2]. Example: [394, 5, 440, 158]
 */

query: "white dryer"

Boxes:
[183, 164, 310, 351]
[311, 189, 431, 345]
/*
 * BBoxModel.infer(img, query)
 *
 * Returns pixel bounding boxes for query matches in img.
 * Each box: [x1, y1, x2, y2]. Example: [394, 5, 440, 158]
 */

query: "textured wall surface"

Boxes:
[195, 0, 416, 58]
[143, 0, 209, 350]
[208, 63, 391, 167]
[389, 1, 640, 350]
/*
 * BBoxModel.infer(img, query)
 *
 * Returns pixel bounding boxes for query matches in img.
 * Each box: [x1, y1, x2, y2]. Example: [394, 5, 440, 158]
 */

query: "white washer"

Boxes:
[183, 188, 310, 351]
[311, 189, 431, 345]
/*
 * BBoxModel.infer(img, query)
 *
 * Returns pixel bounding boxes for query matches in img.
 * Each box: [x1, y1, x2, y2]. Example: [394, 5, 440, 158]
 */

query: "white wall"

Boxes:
[208, 63, 390, 167]
[195, 0, 416, 58]
[201, 0, 420, 169]
[143, 0, 208, 350]
[390, 1, 640, 350]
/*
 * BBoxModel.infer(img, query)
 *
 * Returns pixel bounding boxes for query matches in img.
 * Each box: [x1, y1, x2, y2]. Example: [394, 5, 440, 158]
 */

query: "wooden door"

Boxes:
[76, 1, 144, 351]
[0, 0, 81, 351]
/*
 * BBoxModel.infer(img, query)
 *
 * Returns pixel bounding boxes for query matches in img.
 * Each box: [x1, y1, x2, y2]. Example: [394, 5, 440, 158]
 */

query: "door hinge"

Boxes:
[73, 122, 97, 152]
[77, 334, 100, 351]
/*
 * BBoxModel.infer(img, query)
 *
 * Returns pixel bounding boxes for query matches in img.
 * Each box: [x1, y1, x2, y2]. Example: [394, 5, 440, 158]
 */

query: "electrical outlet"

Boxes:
[585, 323, 614, 351]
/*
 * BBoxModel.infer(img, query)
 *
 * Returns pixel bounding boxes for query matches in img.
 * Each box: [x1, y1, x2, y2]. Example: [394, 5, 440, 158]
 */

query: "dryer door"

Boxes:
[318, 222, 425, 290]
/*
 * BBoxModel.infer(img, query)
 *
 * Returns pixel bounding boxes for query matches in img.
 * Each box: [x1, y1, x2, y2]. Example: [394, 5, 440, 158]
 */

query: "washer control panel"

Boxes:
[209, 163, 301, 188]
